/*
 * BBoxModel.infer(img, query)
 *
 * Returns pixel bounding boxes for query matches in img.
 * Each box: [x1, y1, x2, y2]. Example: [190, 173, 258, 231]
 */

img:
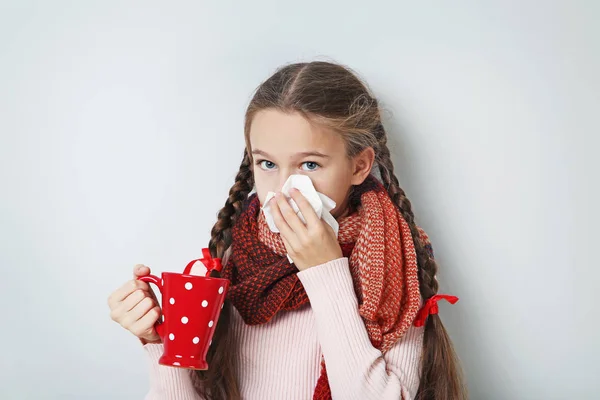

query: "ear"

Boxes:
[350, 147, 375, 186]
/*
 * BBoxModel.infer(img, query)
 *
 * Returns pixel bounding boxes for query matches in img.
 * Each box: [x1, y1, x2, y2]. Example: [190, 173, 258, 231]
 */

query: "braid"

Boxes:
[195, 150, 252, 400]
[373, 122, 467, 400]
[373, 123, 439, 299]
[208, 150, 254, 259]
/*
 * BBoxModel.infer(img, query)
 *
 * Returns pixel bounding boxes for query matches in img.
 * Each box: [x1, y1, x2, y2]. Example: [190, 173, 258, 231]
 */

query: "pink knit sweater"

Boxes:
[143, 257, 424, 399]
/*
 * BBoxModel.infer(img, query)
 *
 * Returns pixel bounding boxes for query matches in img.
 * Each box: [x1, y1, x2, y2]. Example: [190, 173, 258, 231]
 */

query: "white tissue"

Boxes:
[261, 175, 338, 263]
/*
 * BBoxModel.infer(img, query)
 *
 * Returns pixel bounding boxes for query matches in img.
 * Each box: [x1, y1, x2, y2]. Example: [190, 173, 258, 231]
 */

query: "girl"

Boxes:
[108, 61, 467, 400]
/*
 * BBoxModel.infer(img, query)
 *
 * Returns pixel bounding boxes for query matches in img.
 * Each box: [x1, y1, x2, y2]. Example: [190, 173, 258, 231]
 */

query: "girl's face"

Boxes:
[249, 109, 374, 218]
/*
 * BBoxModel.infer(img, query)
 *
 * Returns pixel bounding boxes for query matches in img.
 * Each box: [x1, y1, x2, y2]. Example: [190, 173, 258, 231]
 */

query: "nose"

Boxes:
[277, 170, 294, 191]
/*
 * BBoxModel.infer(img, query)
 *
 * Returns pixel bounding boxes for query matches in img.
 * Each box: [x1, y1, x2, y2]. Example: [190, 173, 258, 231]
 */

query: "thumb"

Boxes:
[133, 264, 151, 278]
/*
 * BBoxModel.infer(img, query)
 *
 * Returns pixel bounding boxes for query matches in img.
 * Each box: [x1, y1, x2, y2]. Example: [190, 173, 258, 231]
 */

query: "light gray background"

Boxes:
[1, 1, 598, 399]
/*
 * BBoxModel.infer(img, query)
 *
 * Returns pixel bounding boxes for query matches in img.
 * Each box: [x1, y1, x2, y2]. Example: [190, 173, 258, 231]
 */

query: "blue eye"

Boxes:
[301, 162, 320, 171]
[259, 160, 277, 170]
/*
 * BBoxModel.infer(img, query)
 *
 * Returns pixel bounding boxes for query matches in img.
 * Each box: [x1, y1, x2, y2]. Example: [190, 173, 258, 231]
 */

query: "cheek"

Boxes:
[252, 173, 271, 207]
[254, 184, 267, 206]
[313, 177, 351, 209]
[313, 159, 354, 202]
[252, 167, 264, 203]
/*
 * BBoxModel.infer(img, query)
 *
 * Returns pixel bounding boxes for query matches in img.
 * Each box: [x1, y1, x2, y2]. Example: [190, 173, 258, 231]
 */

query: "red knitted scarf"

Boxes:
[223, 174, 428, 399]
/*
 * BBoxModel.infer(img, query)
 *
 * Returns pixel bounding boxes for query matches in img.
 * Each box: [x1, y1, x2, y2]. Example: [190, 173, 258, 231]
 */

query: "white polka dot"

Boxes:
[161, 279, 164, 286]
[192, 337, 200, 344]
[173, 362, 180, 366]
[169, 333, 175, 340]
[221, 303, 224, 309]
[190, 355, 195, 358]
[169, 297, 175, 305]
[175, 355, 182, 358]
[218, 286, 224, 294]
[185, 282, 193, 290]
[181, 316, 189, 324]
[202, 300, 208, 307]
[210, 339, 212, 346]
[208, 320, 214, 328]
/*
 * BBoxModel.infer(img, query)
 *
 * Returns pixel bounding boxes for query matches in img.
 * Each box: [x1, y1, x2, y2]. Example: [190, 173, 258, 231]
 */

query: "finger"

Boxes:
[288, 188, 320, 227]
[120, 297, 157, 328]
[276, 192, 308, 235]
[133, 264, 151, 278]
[110, 289, 146, 322]
[108, 279, 151, 308]
[270, 196, 298, 247]
[120, 289, 150, 314]
[133, 264, 156, 294]
[270, 196, 291, 233]
[281, 234, 297, 256]
[130, 306, 161, 337]
[132, 266, 160, 303]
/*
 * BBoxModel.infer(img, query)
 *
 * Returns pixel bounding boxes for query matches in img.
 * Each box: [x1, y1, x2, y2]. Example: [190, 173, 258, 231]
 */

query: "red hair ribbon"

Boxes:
[182, 248, 223, 276]
[413, 294, 459, 327]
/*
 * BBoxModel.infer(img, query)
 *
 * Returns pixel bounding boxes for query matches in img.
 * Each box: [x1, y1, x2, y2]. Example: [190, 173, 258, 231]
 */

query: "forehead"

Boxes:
[249, 110, 342, 157]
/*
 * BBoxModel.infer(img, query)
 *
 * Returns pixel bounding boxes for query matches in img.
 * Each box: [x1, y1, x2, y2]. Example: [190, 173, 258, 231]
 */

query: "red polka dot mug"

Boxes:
[138, 248, 230, 370]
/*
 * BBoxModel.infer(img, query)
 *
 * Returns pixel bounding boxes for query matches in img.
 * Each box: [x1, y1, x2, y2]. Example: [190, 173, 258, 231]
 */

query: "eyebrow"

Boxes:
[251, 149, 330, 158]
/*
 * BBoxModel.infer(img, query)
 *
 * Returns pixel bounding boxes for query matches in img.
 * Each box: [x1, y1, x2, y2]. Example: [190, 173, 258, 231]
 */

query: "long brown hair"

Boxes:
[195, 61, 467, 400]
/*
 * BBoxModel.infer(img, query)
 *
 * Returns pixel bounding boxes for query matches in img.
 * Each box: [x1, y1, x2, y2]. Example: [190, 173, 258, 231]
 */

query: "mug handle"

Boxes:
[183, 248, 223, 276]
[137, 275, 166, 338]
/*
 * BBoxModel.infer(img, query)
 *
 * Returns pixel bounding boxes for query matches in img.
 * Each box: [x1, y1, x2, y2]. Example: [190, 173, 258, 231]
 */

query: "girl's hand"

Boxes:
[270, 188, 343, 271]
[108, 265, 162, 344]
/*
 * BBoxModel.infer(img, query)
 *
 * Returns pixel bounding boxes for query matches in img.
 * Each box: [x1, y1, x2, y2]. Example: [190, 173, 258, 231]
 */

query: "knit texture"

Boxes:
[223, 174, 428, 400]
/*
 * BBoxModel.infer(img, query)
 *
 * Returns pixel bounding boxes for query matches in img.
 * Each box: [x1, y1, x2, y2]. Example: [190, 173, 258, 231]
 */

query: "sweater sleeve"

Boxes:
[296, 257, 424, 400]
[143, 343, 205, 400]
